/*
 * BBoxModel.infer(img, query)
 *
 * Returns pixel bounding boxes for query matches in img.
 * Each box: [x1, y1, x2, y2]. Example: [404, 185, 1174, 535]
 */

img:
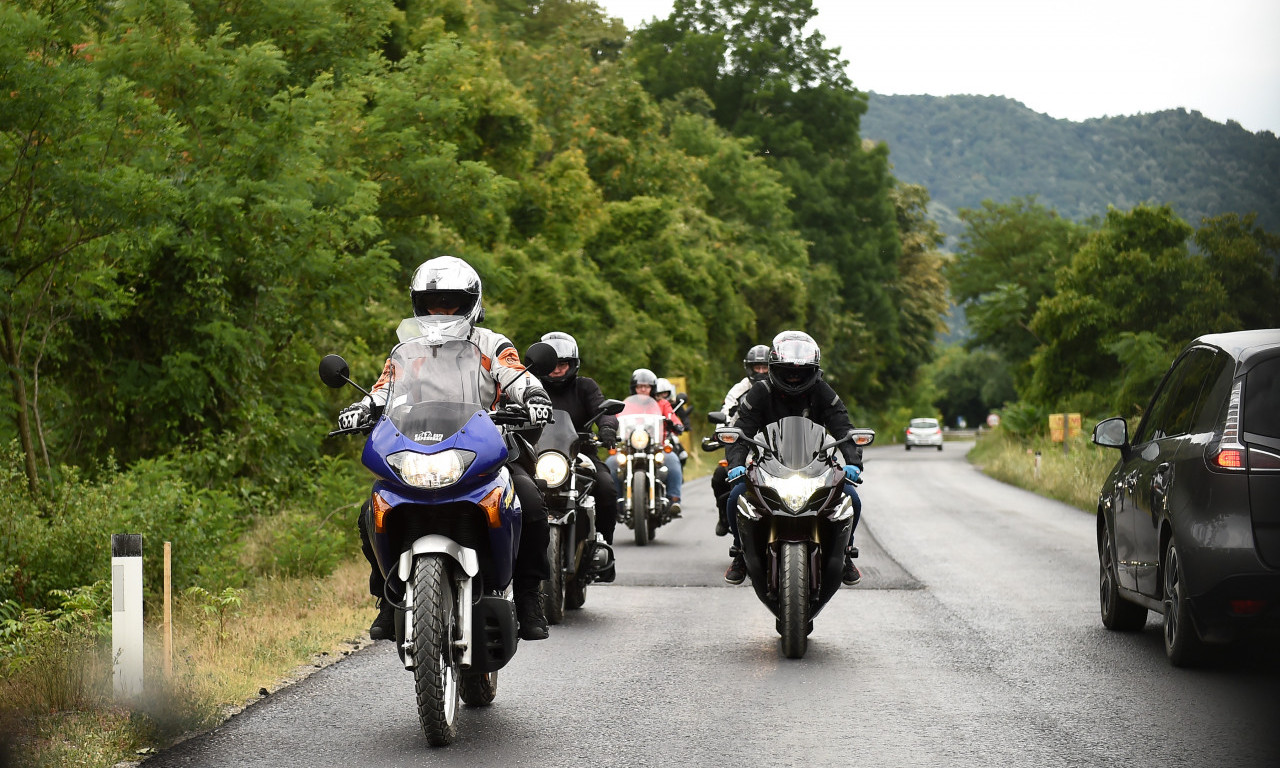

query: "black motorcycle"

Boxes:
[716, 416, 875, 659]
[613, 394, 676, 546]
[534, 401, 624, 624]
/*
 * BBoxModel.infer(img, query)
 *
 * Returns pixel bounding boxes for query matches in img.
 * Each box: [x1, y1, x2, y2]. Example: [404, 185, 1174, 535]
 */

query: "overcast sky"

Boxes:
[595, 0, 1280, 135]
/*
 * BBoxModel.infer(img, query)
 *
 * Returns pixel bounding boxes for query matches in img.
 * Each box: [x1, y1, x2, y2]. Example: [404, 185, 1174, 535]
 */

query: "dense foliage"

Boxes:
[861, 94, 1280, 244]
[1, 0, 949, 607]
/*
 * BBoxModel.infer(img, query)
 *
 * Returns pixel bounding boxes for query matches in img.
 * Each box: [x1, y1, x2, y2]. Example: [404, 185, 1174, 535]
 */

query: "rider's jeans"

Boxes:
[725, 481, 861, 553]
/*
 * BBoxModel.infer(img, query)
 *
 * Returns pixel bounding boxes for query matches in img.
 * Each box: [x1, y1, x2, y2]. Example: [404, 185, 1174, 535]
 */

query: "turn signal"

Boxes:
[479, 487, 504, 528]
[1215, 449, 1244, 468]
[372, 493, 392, 533]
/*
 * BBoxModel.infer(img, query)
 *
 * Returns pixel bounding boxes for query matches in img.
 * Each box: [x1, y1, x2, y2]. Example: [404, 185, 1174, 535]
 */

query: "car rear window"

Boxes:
[1244, 356, 1280, 439]
[910, 419, 938, 429]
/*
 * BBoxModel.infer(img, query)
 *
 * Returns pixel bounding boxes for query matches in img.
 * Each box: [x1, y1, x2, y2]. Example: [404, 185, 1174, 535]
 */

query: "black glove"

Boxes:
[599, 426, 617, 448]
[338, 401, 373, 430]
[669, 420, 685, 435]
[525, 393, 553, 427]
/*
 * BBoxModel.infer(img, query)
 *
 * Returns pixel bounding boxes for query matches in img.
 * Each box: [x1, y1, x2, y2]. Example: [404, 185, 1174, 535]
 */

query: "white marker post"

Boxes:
[112, 533, 144, 701]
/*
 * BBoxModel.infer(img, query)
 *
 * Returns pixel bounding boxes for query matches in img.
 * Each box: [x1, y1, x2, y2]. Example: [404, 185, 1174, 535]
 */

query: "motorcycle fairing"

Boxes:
[362, 408, 509, 491]
[370, 465, 522, 597]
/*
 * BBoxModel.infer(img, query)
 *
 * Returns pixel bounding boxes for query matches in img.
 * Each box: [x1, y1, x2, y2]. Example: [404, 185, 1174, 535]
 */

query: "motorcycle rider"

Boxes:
[721, 331, 864, 586]
[710, 344, 770, 537]
[608, 368, 684, 515]
[534, 331, 621, 582]
[339, 256, 554, 642]
[654, 377, 689, 465]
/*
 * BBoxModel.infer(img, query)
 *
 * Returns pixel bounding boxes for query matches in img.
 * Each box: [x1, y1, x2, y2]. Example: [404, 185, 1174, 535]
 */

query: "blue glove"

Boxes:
[843, 465, 862, 484]
[727, 466, 746, 483]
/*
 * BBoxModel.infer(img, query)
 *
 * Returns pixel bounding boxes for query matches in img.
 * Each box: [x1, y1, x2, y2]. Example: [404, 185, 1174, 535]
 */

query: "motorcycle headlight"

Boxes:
[629, 429, 650, 450]
[536, 452, 570, 488]
[388, 449, 475, 489]
[763, 472, 826, 512]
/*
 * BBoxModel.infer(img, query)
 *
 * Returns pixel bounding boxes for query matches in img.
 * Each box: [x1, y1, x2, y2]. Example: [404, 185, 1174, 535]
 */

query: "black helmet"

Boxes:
[768, 331, 821, 396]
[743, 344, 770, 382]
[629, 368, 657, 395]
[539, 331, 579, 390]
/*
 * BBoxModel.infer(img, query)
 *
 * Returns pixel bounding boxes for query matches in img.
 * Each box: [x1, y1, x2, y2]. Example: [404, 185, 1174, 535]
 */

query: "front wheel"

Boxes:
[1099, 518, 1147, 631]
[1163, 537, 1206, 667]
[778, 541, 811, 659]
[632, 471, 651, 547]
[543, 527, 565, 625]
[411, 555, 460, 746]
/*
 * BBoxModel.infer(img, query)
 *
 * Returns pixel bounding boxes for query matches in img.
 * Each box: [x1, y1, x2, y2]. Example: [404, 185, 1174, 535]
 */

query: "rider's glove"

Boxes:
[667, 419, 684, 435]
[843, 464, 862, 484]
[727, 465, 746, 484]
[338, 401, 373, 430]
[526, 393, 553, 427]
[598, 426, 617, 448]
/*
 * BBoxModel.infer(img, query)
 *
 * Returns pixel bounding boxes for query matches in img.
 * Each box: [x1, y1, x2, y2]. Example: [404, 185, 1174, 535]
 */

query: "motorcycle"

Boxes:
[611, 394, 678, 546]
[534, 401, 624, 624]
[318, 338, 556, 746]
[715, 416, 875, 659]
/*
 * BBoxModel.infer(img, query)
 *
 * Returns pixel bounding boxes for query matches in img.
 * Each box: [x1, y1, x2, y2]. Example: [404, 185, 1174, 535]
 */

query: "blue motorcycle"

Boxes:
[319, 338, 555, 746]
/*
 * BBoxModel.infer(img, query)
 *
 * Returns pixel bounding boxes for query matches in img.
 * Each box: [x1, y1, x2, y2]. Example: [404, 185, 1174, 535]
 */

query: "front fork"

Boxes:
[396, 536, 479, 670]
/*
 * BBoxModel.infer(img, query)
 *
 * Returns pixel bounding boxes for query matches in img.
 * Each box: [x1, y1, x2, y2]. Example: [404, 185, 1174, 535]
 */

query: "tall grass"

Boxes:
[968, 428, 1116, 513]
[0, 559, 370, 768]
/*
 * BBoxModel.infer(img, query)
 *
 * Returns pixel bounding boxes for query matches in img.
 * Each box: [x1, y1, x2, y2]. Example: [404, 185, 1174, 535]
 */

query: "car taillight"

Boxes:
[1208, 380, 1248, 471]
[906, 429, 913, 435]
[1215, 449, 1244, 468]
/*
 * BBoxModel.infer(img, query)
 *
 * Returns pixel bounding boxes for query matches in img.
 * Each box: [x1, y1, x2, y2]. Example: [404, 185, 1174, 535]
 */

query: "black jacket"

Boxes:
[545, 376, 619, 435]
[725, 379, 862, 469]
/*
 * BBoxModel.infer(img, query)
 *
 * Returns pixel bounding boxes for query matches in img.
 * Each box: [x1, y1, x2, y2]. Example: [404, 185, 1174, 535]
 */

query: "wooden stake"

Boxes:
[164, 541, 173, 678]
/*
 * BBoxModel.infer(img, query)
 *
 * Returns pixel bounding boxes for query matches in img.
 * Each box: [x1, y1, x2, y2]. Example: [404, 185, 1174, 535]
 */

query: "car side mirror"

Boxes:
[1092, 417, 1128, 449]
[524, 341, 558, 378]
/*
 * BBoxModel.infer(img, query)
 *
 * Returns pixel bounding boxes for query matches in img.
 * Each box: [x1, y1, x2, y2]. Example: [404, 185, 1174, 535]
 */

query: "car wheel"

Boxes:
[905, 444, 911, 451]
[937, 444, 943, 451]
[1098, 518, 1146, 631]
[1162, 537, 1207, 667]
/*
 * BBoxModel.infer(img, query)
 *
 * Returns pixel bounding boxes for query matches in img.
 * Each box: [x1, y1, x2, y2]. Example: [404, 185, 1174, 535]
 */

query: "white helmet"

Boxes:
[409, 256, 483, 339]
[655, 377, 675, 400]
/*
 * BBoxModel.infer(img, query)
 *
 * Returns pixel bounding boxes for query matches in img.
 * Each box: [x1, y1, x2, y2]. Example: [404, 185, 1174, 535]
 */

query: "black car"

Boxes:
[1092, 329, 1280, 666]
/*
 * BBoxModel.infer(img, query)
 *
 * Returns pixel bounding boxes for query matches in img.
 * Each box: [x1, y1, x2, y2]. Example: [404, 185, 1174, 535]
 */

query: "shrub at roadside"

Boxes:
[968, 427, 1115, 513]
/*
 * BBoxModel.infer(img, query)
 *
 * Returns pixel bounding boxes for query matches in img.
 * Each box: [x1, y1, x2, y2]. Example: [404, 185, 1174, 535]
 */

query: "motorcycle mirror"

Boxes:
[707, 411, 728, 425]
[318, 354, 351, 389]
[599, 399, 626, 416]
[524, 341, 558, 378]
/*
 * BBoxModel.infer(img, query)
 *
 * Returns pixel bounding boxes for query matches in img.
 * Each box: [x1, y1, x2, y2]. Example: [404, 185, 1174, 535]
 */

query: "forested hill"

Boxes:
[861, 93, 1280, 241]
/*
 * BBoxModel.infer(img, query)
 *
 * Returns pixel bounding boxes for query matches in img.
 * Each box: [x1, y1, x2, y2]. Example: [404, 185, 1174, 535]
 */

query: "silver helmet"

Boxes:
[409, 256, 483, 339]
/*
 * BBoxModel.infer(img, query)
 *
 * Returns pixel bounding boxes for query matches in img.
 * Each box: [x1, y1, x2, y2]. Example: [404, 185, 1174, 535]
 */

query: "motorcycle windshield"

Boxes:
[383, 339, 488, 445]
[761, 416, 830, 474]
[618, 395, 664, 448]
[535, 409, 578, 456]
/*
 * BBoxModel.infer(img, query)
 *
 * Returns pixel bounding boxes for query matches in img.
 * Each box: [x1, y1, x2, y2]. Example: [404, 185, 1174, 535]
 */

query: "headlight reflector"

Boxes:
[629, 429, 650, 450]
[535, 452, 570, 488]
[388, 449, 474, 489]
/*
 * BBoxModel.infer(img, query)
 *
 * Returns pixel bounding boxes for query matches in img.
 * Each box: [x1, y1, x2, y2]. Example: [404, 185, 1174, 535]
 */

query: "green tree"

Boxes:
[1027, 204, 1231, 409]
[0, 0, 181, 491]
[627, 0, 908, 407]
[1194, 212, 1280, 329]
[947, 196, 1088, 371]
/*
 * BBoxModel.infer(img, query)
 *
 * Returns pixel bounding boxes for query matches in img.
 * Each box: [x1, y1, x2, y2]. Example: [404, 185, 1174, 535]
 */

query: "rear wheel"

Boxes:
[632, 471, 651, 546]
[937, 444, 943, 451]
[1163, 537, 1207, 667]
[1099, 518, 1147, 631]
[778, 541, 811, 659]
[543, 527, 565, 625]
[411, 555, 460, 746]
[459, 671, 497, 706]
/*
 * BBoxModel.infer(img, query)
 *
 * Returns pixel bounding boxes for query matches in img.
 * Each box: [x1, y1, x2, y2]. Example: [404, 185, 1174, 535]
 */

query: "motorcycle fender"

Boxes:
[399, 535, 480, 669]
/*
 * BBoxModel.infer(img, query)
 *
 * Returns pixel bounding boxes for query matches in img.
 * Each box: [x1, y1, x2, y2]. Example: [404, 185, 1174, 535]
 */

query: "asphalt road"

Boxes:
[143, 442, 1279, 767]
